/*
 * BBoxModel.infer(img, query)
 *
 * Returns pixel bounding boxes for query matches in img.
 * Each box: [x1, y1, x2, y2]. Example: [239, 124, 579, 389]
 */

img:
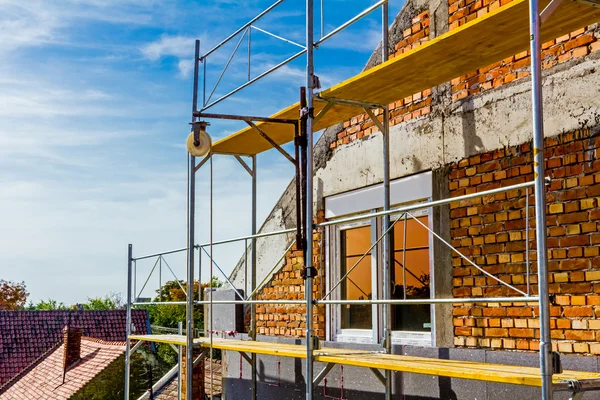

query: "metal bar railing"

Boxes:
[199, 246, 245, 300]
[202, 48, 306, 111]
[251, 25, 306, 49]
[160, 256, 187, 298]
[200, 0, 285, 60]
[136, 257, 161, 300]
[406, 211, 528, 296]
[132, 296, 540, 306]
[314, 0, 388, 47]
[205, 28, 249, 106]
[132, 227, 295, 261]
[317, 180, 536, 228]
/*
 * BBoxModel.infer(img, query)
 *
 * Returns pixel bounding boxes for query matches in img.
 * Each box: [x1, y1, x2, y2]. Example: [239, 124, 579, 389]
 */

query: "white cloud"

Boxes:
[141, 35, 196, 61]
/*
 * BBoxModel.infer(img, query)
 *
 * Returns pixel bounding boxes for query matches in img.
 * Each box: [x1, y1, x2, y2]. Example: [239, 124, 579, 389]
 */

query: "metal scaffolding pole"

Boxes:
[185, 39, 201, 400]
[251, 155, 258, 400]
[529, 0, 552, 398]
[304, 0, 315, 398]
[124, 244, 133, 400]
[380, 3, 392, 400]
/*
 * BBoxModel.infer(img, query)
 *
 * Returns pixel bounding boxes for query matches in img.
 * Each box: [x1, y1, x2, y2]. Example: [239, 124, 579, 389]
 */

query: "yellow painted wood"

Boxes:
[130, 335, 600, 387]
[211, 0, 600, 155]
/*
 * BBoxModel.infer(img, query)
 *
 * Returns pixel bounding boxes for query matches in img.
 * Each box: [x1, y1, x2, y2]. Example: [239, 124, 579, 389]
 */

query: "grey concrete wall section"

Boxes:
[206, 289, 245, 333]
[432, 168, 453, 348]
[221, 336, 600, 399]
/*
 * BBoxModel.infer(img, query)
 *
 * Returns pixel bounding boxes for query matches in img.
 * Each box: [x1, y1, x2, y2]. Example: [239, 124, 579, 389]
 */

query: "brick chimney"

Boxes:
[63, 326, 83, 369]
[180, 351, 205, 399]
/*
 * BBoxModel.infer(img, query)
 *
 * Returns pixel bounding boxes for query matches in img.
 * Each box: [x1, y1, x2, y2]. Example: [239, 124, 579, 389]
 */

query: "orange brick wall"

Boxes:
[251, 210, 326, 339]
[330, 10, 432, 151]
[450, 129, 600, 354]
[448, 0, 600, 101]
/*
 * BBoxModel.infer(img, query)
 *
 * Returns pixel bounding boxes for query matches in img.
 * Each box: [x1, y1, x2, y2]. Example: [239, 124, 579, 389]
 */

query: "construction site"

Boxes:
[123, 0, 600, 399]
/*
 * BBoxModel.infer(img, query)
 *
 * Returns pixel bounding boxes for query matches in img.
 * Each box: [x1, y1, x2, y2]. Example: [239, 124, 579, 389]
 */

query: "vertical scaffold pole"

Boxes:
[251, 155, 258, 400]
[305, 0, 315, 399]
[185, 39, 201, 400]
[528, 1, 552, 399]
[381, 4, 392, 400]
[124, 244, 133, 400]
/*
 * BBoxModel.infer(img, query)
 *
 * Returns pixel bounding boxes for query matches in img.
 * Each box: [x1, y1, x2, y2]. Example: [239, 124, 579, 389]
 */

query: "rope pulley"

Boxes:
[187, 121, 212, 157]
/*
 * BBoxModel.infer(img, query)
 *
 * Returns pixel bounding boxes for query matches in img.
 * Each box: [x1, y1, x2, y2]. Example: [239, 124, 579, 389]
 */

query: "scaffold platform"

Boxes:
[209, 0, 600, 156]
[130, 334, 600, 388]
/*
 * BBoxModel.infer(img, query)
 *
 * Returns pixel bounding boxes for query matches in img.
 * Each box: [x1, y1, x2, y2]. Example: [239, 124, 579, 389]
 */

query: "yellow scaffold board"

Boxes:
[210, 0, 600, 156]
[130, 334, 600, 387]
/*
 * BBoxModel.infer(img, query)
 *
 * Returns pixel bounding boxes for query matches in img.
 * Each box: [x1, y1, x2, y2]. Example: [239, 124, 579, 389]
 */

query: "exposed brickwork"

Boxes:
[330, 10, 432, 151]
[253, 210, 326, 338]
[180, 350, 205, 400]
[450, 129, 600, 353]
[448, 0, 600, 101]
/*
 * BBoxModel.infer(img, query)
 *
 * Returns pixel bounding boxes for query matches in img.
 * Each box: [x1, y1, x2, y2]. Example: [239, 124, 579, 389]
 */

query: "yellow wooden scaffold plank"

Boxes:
[130, 334, 600, 387]
[209, 0, 600, 156]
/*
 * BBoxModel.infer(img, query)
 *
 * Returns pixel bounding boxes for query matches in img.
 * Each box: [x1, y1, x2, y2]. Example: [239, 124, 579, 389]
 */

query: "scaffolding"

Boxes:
[124, 0, 600, 399]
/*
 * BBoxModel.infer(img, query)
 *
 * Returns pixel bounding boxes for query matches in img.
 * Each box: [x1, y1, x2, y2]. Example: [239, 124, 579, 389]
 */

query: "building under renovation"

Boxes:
[126, 0, 600, 399]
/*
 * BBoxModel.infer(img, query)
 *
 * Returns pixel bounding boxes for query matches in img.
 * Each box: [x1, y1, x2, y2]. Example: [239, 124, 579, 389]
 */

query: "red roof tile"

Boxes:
[1, 338, 125, 400]
[0, 310, 148, 388]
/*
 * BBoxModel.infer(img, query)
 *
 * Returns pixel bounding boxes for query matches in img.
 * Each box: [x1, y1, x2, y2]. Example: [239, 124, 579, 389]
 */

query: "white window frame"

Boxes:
[325, 171, 434, 346]
[330, 217, 379, 344]
[388, 207, 434, 347]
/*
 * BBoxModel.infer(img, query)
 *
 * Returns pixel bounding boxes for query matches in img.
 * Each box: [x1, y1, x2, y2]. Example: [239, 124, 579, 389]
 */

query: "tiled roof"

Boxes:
[0, 310, 148, 388]
[0, 338, 125, 400]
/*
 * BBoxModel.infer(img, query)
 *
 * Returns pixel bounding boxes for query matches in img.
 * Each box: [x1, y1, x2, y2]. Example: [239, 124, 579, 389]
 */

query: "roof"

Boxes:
[0, 338, 125, 400]
[0, 310, 149, 388]
[209, 0, 600, 155]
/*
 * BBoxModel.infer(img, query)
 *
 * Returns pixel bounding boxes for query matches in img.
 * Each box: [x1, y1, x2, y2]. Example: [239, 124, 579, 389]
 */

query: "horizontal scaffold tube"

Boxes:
[133, 180, 535, 261]
[133, 296, 539, 307]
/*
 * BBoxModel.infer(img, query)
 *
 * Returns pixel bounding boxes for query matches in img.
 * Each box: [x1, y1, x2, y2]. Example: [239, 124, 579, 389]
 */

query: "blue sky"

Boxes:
[0, 0, 403, 305]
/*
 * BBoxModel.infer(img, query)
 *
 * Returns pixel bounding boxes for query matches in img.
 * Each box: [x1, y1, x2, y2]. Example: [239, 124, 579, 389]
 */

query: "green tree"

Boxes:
[81, 292, 123, 310]
[28, 298, 68, 310]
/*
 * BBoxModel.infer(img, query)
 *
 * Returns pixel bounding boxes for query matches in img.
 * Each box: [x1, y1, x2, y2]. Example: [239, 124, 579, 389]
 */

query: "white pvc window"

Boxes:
[390, 209, 433, 346]
[325, 172, 433, 346]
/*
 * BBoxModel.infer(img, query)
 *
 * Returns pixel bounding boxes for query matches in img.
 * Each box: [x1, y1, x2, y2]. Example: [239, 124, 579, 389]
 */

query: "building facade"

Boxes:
[220, 0, 600, 398]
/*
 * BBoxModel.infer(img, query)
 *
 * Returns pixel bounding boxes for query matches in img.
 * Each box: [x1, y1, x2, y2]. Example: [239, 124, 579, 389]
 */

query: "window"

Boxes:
[340, 225, 373, 330]
[325, 172, 434, 346]
[390, 212, 432, 346]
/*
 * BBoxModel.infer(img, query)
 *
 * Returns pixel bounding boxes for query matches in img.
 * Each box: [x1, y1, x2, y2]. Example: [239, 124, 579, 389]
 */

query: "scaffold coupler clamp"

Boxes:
[564, 379, 583, 400]
[552, 351, 563, 374]
[301, 266, 318, 280]
[300, 106, 314, 120]
[313, 335, 321, 350]
[312, 75, 321, 90]
[294, 131, 307, 148]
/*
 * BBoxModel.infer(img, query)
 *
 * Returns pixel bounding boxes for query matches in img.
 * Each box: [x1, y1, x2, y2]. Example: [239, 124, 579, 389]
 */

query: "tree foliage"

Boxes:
[144, 277, 223, 367]
[26, 293, 124, 311]
[0, 280, 29, 310]
[28, 298, 68, 310]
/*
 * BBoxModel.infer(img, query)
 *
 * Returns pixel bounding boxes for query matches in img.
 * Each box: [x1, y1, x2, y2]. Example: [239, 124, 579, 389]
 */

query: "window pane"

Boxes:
[340, 225, 372, 329]
[392, 215, 431, 332]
